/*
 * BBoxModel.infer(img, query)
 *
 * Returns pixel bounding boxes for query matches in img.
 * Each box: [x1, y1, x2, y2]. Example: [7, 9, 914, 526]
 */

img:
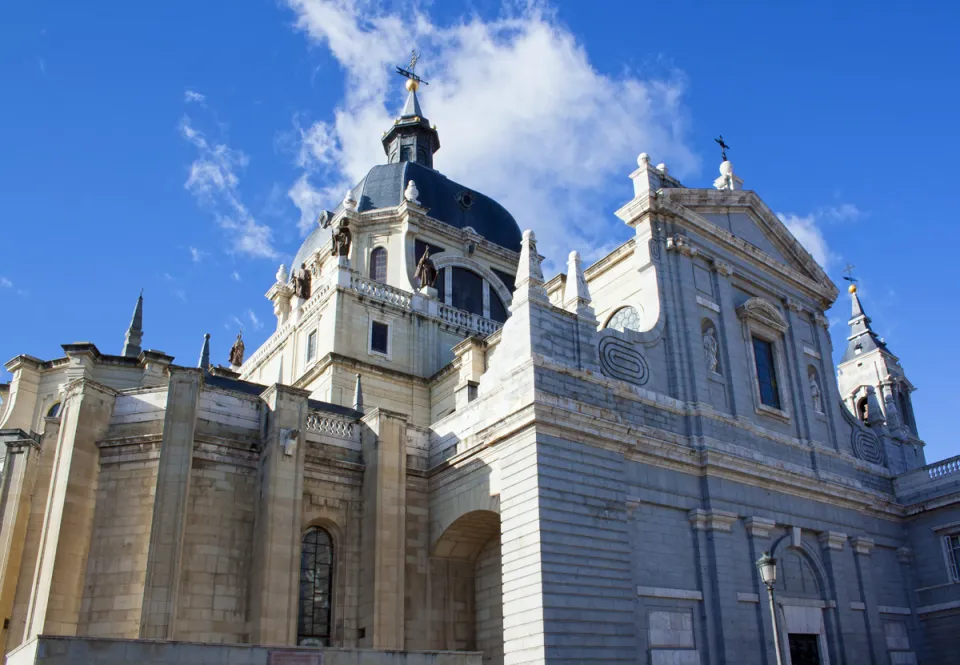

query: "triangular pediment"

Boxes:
[660, 188, 837, 299]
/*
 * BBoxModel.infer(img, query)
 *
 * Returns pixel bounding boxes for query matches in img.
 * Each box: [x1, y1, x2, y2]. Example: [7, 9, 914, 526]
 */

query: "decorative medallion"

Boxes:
[598, 336, 650, 386]
[852, 429, 883, 465]
[456, 190, 475, 210]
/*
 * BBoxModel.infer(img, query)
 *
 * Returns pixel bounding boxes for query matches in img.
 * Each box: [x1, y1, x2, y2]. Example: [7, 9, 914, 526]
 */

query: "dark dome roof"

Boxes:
[292, 162, 521, 269]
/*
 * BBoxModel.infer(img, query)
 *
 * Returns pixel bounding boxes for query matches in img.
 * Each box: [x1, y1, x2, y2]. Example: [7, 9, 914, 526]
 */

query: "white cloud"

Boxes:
[184, 89, 206, 104]
[232, 271, 241, 281]
[284, 0, 697, 268]
[0, 277, 12, 288]
[189, 246, 208, 263]
[247, 309, 264, 330]
[181, 117, 280, 259]
[822, 203, 862, 222]
[777, 213, 835, 269]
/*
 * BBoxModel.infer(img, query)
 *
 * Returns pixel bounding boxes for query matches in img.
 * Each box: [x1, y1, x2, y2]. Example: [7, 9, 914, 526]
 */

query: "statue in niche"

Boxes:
[228, 332, 245, 367]
[294, 262, 312, 299]
[702, 326, 719, 373]
[810, 372, 824, 413]
[332, 221, 352, 258]
[414, 248, 438, 289]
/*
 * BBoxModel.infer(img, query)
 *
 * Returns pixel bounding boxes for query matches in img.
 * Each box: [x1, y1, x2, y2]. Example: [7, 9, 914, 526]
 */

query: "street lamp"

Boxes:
[756, 552, 784, 665]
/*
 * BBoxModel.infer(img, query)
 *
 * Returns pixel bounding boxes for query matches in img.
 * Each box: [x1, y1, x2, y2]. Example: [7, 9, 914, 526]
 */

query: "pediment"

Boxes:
[660, 189, 837, 299]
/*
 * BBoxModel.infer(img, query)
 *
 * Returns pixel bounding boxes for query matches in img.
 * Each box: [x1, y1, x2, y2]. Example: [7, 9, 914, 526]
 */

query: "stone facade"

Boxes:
[0, 84, 958, 665]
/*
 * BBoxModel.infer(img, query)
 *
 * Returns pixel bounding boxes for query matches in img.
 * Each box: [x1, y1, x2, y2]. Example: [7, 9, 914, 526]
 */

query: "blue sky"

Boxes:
[1, 1, 957, 462]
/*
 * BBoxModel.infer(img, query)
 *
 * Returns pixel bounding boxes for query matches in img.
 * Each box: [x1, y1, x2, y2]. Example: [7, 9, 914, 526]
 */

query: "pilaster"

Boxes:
[23, 379, 116, 640]
[139, 369, 202, 639]
[690, 509, 739, 664]
[248, 383, 309, 645]
[851, 536, 886, 664]
[817, 531, 860, 661]
[0, 430, 42, 655]
[359, 408, 407, 650]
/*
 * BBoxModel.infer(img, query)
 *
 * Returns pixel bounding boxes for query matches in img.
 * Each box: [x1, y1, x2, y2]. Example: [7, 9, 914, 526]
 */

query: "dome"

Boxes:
[292, 161, 522, 269]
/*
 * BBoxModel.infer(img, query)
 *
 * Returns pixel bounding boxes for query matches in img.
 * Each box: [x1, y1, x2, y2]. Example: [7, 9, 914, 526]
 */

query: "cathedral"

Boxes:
[0, 69, 958, 665]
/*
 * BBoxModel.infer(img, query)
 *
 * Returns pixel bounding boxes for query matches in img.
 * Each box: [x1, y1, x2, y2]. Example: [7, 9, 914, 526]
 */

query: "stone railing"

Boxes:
[305, 411, 357, 440]
[894, 454, 960, 500]
[349, 274, 412, 309]
[239, 321, 293, 376]
[928, 456, 960, 480]
[299, 282, 332, 318]
[438, 304, 503, 336]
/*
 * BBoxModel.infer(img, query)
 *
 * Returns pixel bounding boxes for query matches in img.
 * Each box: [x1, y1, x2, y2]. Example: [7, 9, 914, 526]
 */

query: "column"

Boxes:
[745, 517, 776, 665]
[248, 384, 309, 645]
[358, 408, 407, 650]
[711, 261, 743, 417]
[818, 531, 858, 663]
[0, 431, 42, 655]
[139, 369, 202, 638]
[23, 379, 116, 640]
[851, 537, 886, 664]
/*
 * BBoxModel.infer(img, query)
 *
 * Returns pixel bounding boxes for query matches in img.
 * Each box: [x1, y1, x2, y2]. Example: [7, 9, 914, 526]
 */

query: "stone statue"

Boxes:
[228, 333, 245, 367]
[703, 326, 719, 373]
[294, 262, 312, 299]
[332, 222, 352, 258]
[414, 248, 438, 289]
[810, 373, 823, 413]
[276, 263, 287, 285]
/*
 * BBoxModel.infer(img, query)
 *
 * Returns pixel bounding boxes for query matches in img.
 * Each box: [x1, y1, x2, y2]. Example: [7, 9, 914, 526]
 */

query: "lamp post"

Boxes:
[757, 551, 784, 665]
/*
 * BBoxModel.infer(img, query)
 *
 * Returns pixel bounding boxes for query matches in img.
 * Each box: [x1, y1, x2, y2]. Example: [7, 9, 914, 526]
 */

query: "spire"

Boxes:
[198, 333, 211, 370]
[353, 373, 364, 411]
[122, 289, 144, 357]
[840, 285, 891, 363]
[382, 53, 440, 168]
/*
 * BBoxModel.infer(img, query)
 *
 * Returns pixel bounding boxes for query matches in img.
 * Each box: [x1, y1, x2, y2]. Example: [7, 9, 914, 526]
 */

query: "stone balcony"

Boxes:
[895, 454, 960, 508]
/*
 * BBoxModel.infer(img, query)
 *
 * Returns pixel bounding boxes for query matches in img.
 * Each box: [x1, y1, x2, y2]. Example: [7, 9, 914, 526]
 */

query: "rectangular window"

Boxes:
[452, 267, 484, 316]
[306, 330, 317, 362]
[370, 321, 389, 355]
[753, 336, 782, 410]
[946, 534, 960, 582]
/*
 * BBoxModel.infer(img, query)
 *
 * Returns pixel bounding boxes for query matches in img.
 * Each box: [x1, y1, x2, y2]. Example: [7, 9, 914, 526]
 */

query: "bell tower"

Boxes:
[836, 282, 920, 446]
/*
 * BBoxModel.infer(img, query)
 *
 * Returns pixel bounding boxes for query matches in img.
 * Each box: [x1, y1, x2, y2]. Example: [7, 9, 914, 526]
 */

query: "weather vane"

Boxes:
[714, 135, 731, 162]
[395, 50, 429, 88]
[842, 263, 857, 283]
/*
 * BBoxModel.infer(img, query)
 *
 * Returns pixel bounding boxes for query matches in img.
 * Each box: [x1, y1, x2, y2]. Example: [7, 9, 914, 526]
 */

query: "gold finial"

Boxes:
[405, 77, 419, 92]
[396, 50, 428, 91]
[842, 263, 858, 294]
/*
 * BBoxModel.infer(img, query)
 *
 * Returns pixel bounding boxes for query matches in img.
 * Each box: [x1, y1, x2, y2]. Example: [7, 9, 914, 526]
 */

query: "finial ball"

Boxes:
[656, 163, 668, 174]
[568, 251, 580, 262]
[522, 229, 536, 242]
[637, 152, 650, 166]
[848, 283, 858, 294]
[720, 161, 734, 176]
[405, 78, 419, 92]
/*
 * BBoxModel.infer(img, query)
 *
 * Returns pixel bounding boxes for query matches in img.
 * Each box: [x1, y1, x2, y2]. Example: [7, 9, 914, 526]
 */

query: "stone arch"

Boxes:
[432, 255, 513, 307]
[604, 306, 643, 333]
[429, 510, 503, 665]
[769, 535, 830, 599]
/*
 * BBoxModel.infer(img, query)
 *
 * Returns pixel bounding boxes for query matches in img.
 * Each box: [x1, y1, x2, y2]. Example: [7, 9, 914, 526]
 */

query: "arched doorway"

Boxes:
[430, 510, 502, 665]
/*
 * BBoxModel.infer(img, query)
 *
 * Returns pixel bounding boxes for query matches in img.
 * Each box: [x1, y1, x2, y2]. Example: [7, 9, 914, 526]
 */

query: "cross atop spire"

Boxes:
[122, 289, 144, 357]
[382, 53, 440, 168]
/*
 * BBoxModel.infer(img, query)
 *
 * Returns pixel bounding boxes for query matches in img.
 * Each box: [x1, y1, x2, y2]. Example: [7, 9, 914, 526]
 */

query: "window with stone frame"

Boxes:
[370, 321, 389, 356]
[298, 526, 334, 646]
[305, 330, 317, 363]
[752, 336, 782, 410]
[451, 267, 484, 316]
[369, 247, 387, 283]
[944, 533, 960, 583]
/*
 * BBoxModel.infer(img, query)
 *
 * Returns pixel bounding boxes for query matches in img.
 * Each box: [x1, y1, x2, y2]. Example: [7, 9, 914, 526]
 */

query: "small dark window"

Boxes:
[452, 267, 484, 316]
[46, 402, 61, 418]
[306, 331, 317, 362]
[752, 337, 781, 410]
[371, 321, 389, 355]
[298, 526, 334, 646]
[489, 291, 508, 323]
[898, 390, 913, 431]
[369, 247, 387, 283]
[857, 397, 870, 424]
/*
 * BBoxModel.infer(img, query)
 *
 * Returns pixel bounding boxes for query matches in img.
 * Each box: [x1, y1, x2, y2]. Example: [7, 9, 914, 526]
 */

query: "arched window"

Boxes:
[369, 247, 387, 283]
[298, 526, 334, 646]
[489, 290, 508, 323]
[605, 306, 641, 332]
[46, 402, 61, 418]
[451, 267, 484, 316]
[857, 396, 870, 424]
